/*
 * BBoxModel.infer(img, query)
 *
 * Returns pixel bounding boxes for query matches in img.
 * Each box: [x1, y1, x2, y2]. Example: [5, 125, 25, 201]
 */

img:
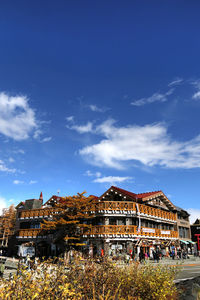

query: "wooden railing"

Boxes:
[84, 225, 178, 239]
[17, 226, 178, 239]
[18, 201, 177, 222]
[19, 208, 62, 219]
[137, 204, 176, 221]
[88, 201, 176, 222]
[89, 201, 137, 212]
[17, 229, 42, 238]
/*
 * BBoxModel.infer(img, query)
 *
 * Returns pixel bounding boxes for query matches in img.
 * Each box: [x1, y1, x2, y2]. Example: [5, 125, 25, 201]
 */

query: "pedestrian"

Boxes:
[171, 249, 175, 260]
[26, 254, 31, 269]
[155, 249, 160, 263]
[139, 249, 145, 263]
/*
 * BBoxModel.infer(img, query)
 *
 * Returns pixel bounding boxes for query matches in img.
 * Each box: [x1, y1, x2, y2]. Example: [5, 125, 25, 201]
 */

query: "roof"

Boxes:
[111, 186, 162, 200]
[175, 206, 190, 216]
[137, 191, 162, 199]
[43, 195, 63, 206]
[101, 186, 177, 210]
[111, 186, 137, 199]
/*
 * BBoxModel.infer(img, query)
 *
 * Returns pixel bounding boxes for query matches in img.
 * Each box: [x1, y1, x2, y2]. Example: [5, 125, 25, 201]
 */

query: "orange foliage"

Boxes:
[41, 192, 97, 247]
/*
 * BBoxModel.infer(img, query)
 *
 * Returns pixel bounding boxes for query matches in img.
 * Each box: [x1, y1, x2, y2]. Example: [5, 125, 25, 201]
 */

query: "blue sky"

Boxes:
[1, 1, 200, 222]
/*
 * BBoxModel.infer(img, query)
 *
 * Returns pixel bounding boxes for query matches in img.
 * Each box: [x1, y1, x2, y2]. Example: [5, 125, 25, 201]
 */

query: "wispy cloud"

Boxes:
[93, 176, 132, 184]
[66, 116, 74, 122]
[168, 78, 183, 87]
[67, 121, 94, 134]
[131, 89, 174, 107]
[40, 136, 52, 143]
[84, 170, 101, 177]
[187, 208, 200, 224]
[29, 180, 37, 184]
[77, 119, 200, 170]
[8, 157, 15, 163]
[88, 104, 108, 113]
[193, 91, 200, 100]
[191, 79, 200, 100]
[0, 197, 7, 215]
[13, 149, 25, 155]
[13, 180, 24, 185]
[0, 92, 37, 140]
[0, 160, 16, 173]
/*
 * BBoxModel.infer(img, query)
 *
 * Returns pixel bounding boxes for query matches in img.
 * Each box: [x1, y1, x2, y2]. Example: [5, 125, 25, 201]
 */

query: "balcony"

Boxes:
[17, 229, 42, 238]
[19, 207, 62, 219]
[84, 225, 178, 239]
[17, 225, 178, 240]
[88, 201, 177, 222]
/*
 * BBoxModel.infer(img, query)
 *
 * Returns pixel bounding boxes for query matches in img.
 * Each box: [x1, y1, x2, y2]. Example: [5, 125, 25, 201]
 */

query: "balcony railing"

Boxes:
[88, 201, 177, 222]
[19, 208, 62, 219]
[137, 204, 176, 221]
[17, 229, 42, 238]
[17, 226, 178, 239]
[18, 201, 177, 222]
[84, 225, 178, 239]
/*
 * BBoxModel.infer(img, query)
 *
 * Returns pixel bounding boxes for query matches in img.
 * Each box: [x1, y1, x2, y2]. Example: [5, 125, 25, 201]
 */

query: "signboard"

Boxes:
[18, 246, 35, 257]
[161, 231, 170, 235]
[142, 228, 155, 233]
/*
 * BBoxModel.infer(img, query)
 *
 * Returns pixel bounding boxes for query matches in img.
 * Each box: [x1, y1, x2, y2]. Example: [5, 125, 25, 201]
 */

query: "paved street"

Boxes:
[175, 264, 200, 281]
[149, 256, 200, 282]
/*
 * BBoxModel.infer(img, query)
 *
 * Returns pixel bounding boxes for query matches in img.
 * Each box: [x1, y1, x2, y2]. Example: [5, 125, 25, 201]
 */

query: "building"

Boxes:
[15, 193, 63, 257]
[176, 206, 194, 253]
[191, 219, 200, 252]
[14, 186, 192, 258]
[83, 186, 179, 257]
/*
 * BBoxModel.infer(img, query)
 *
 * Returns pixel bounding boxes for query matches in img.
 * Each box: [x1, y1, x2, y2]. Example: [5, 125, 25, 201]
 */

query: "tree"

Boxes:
[41, 192, 97, 249]
[0, 205, 16, 248]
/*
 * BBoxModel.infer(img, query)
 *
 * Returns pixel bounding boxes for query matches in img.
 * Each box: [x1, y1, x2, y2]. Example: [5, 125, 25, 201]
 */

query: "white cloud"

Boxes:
[131, 89, 174, 106]
[0, 92, 37, 140]
[14, 149, 25, 154]
[13, 180, 24, 185]
[94, 176, 132, 184]
[89, 104, 107, 112]
[0, 197, 7, 215]
[67, 121, 93, 134]
[0, 160, 16, 173]
[84, 170, 101, 177]
[8, 157, 15, 163]
[40, 136, 52, 143]
[79, 119, 200, 169]
[66, 116, 74, 122]
[191, 80, 200, 100]
[168, 78, 183, 87]
[29, 180, 37, 184]
[192, 91, 200, 100]
[187, 208, 200, 224]
[33, 129, 43, 139]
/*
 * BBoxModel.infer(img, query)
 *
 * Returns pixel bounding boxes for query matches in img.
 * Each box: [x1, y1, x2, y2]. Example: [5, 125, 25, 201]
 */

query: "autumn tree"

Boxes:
[0, 205, 16, 248]
[41, 192, 97, 249]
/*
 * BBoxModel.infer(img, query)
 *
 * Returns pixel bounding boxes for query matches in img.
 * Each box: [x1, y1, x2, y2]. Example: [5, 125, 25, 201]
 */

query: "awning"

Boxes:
[187, 241, 196, 245]
[180, 240, 189, 244]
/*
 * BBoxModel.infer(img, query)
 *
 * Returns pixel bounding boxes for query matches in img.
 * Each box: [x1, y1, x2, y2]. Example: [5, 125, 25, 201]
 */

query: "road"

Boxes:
[175, 263, 200, 282]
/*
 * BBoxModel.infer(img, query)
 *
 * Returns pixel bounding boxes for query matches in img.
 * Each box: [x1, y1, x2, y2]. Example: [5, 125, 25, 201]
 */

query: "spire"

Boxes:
[39, 192, 43, 202]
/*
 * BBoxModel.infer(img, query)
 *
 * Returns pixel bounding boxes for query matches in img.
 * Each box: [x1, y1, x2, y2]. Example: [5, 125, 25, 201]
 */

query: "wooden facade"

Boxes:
[14, 186, 183, 257]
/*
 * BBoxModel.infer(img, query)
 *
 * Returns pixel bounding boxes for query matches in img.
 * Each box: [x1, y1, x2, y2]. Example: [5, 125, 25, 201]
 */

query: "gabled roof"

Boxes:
[137, 191, 162, 199]
[111, 186, 137, 200]
[15, 201, 25, 209]
[43, 195, 63, 206]
[100, 186, 177, 211]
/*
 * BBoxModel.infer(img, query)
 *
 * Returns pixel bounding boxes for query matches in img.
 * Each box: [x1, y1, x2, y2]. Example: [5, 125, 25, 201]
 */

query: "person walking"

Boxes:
[139, 249, 145, 263]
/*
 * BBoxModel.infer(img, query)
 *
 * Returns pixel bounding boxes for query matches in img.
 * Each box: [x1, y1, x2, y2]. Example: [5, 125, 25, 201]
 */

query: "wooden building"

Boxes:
[83, 186, 179, 256]
[14, 186, 192, 257]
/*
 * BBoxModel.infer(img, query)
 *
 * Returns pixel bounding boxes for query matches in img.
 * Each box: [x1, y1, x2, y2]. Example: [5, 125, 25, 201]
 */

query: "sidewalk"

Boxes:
[148, 255, 200, 265]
